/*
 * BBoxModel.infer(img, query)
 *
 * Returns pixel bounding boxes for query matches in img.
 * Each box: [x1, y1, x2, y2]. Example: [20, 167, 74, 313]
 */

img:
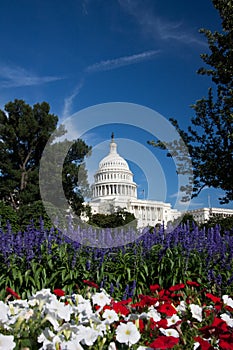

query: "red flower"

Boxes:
[149, 336, 179, 349]
[139, 294, 159, 306]
[205, 293, 221, 304]
[132, 295, 158, 308]
[194, 336, 213, 350]
[212, 317, 228, 332]
[169, 283, 185, 291]
[186, 281, 200, 287]
[204, 308, 214, 318]
[215, 301, 223, 311]
[219, 339, 233, 350]
[112, 301, 130, 316]
[150, 284, 160, 293]
[156, 318, 168, 329]
[170, 293, 183, 298]
[157, 302, 177, 316]
[83, 280, 99, 289]
[139, 319, 145, 333]
[225, 305, 233, 313]
[53, 289, 65, 297]
[200, 317, 228, 338]
[131, 300, 146, 308]
[149, 317, 168, 331]
[119, 298, 132, 305]
[158, 289, 171, 301]
[6, 287, 20, 299]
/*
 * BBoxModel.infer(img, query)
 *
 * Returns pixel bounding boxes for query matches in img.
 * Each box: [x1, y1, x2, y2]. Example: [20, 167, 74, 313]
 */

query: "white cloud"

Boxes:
[62, 79, 84, 119]
[118, 0, 207, 47]
[62, 50, 160, 116]
[0, 64, 64, 88]
[85, 50, 161, 73]
[82, 0, 90, 15]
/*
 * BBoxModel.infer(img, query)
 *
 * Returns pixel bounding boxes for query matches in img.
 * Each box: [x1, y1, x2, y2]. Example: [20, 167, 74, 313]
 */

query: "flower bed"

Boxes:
[1, 221, 233, 299]
[1, 281, 233, 349]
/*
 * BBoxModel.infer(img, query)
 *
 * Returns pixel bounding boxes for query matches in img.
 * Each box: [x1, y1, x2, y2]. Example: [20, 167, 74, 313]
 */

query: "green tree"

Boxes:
[200, 214, 233, 233]
[170, 213, 198, 228]
[88, 208, 136, 228]
[39, 138, 91, 222]
[0, 99, 91, 225]
[62, 139, 91, 216]
[0, 201, 20, 232]
[0, 99, 64, 208]
[149, 0, 233, 204]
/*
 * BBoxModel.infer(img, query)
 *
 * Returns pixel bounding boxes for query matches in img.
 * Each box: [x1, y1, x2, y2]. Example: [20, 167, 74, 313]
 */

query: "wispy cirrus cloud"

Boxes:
[85, 50, 161, 73]
[0, 64, 64, 88]
[62, 49, 160, 117]
[118, 0, 207, 47]
[62, 79, 84, 119]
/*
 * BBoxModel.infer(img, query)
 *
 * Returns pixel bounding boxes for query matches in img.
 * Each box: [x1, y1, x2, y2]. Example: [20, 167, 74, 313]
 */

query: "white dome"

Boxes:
[91, 134, 137, 201]
[99, 140, 129, 170]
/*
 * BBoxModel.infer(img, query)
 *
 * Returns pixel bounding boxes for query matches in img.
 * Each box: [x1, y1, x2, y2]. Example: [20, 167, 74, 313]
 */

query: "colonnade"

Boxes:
[131, 205, 164, 222]
[95, 172, 131, 182]
[92, 183, 137, 198]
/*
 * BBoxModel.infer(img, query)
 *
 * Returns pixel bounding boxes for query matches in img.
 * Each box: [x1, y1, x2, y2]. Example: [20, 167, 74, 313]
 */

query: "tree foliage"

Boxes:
[0, 99, 63, 208]
[0, 99, 91, 224]
[170, 213, 198, 228]
[88, 208, 136, 228]
[149, 0, 233, 204]
[200, 214, 233, 233]
[0, 201, 20, 232]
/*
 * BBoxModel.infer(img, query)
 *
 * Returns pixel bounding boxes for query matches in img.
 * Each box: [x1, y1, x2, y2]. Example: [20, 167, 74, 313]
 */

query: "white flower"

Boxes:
[190, 304, 202, 322]
[220, 313, 233, 327]
[108, 342, 117, 350]
[92, 291, 111, 307]
[43, 314, 60, 331]
[31, 289, 53, 302]
[77, 326, 99, 346]
[176, 300, 186, 313]
[137, 347, 152, 350]
[223, 295, 233, 308]
[63, 338, 84, 350]
[47, 299, 72, 321]
[102, 309, 119, 324]
[160, 328, 180, 338]
[116, 322, 140, 346]
[38, 327, 56, 346]
[125, 313, 140, 321]
[147, 306, 161, 322]
[95, 322, 107, 336]
[0, 334, 16, 350]
[9, 300, 29, 311]
[166, 314, 181, 327]
[0, 301, 9, 323]
[193, 342, 200, 350]
[7, 300, 29, 319]
[76, 299, 93, 318]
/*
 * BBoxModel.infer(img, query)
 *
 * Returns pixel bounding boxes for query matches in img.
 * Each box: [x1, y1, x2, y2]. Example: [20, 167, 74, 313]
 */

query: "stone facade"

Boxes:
[86, 135, 233, 227]
[185, 207, 233, 224]
[87, 135, 180, 227]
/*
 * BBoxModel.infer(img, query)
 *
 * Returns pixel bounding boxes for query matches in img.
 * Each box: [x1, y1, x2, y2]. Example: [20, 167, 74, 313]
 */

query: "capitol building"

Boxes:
[87, 134, 181, 227]
[85, 134, 233, 227]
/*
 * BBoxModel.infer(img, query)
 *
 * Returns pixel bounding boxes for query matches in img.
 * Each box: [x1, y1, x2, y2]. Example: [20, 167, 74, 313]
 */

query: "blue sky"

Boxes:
[1, 0, 232, 211]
